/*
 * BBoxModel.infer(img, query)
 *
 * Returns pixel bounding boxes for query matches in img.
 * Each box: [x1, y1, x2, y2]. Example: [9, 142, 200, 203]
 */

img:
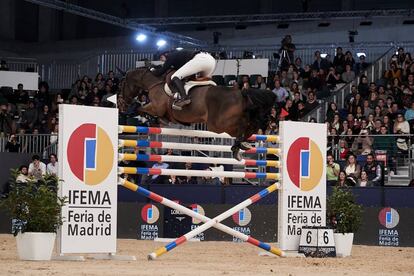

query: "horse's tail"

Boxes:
[241, 88, 276, 136]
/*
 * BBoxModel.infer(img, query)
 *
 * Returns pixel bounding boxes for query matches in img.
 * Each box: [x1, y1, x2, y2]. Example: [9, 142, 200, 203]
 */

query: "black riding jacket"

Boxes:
[152, 50, 199, 76]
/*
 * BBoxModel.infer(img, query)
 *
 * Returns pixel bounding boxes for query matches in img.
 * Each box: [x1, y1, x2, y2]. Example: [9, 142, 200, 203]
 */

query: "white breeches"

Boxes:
[171, 52, 216, 80]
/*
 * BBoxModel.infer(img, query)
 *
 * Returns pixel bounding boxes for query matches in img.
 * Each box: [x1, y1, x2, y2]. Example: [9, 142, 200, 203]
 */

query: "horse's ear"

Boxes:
[116, 66, 127, 76]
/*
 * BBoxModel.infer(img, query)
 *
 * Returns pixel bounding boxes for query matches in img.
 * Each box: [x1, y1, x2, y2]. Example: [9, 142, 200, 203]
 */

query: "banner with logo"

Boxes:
[58, 105, 118, 253]
[278, 121, 327, 250]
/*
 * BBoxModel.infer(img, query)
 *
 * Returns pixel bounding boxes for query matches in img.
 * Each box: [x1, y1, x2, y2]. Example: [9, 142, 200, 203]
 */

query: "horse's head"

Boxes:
[122, 67, 153, 104]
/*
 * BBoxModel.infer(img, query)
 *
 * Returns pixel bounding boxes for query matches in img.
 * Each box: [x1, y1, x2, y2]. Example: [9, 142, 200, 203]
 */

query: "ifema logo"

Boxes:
[378, 208, 400, 229]
[286, 137, 323, 191]
[141, 204, 160, 224]
[189, 204, 205, 225]
[67, 123, 114, 185]
[232, 207, 252, 226]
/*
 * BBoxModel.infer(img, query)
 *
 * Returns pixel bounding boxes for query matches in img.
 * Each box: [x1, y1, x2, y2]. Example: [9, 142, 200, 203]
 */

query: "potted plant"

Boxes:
[327, 187, 363, 257]
[0, 170, 66, 260]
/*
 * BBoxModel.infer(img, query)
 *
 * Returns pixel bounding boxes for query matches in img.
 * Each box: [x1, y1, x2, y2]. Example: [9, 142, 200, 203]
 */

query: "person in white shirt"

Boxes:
[46, 153, 58, 176]
[16, 165, 30, 183]
[28, 154, 46, 180]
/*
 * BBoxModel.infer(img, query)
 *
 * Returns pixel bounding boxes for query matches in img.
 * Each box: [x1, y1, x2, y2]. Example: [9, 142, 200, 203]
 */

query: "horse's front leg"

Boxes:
[230, 137, 251, 161]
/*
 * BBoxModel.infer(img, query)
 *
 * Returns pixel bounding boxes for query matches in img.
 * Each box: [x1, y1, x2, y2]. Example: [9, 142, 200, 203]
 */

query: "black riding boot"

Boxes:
[171, 77, 191, 110]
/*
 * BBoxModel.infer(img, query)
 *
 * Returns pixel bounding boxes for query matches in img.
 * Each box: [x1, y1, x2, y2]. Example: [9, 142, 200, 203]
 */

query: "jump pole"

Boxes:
[118, 167, 280, 180]
[118, 178, 285, 259]
[147, 181, 283, 260]
[119, 125, 279, 142]
[119, 139, 280, 155]
[119, 153, 280, 167]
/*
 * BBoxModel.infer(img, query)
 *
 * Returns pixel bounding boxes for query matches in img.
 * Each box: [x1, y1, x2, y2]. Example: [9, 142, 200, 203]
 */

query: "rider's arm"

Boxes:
[151, 62, 169, 76]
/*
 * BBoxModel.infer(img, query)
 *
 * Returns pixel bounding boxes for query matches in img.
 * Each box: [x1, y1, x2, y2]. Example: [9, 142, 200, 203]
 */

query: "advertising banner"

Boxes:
[58, 105, 118, 253]
[278, 121, 327, 250]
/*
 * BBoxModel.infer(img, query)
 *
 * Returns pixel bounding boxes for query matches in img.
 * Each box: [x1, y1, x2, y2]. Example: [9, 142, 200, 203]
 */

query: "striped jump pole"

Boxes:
[119, 153, 280, 167]
[118, 179, 285, 259]
[119, 125, 279, 142]
[147, 181, 283, 260]
[118, 167, 280, 180]
[119, 140, 280, 155]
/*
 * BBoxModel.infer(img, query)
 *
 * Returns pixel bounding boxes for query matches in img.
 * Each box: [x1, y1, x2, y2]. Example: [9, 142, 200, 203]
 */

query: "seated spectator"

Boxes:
[355, 106, 364, 121]
[357, 171, 373, 187]
[15, 84, 29, 107]
[291, 71, 303, 87]
[394, 113, 410, 152]
[5, 134, 20, 152]
[302, 64, 311, 81]
[333, 47, 345, 74]
[356, 55, 370, 75]
[325, 67, 340, 89]
[358, 75, 369, 99]
[341, 64, 356, 83]
[330, 114, 341, 131]
[46, 153, 58, 176]
[404, 101, 414, 123]
[338, 139, 349, 160]
[176, 162, 197, 184]
[336, 171, 347, 187]
[252, 75, 267, 89]
[37, 104, 52, 134]
[351, 128, 373, 155]
[362, 100, 373, 117]
[272, 80, 289, 104]
[362, 153, 382, 186]
[339, 120, 349, 135]
[289, 82, 300, 97]
[326, 102, 338, 122]
[327, 128, 339, 151]
[16, 165, 30, 183]
[372, 119, 383, 135]
[307, 69, 322, 91]
[344, 51, 355, 69]
[348, 93, 363, 115]
[305, 91, 318, 112]
[344, 153, 361, 180]
[377, 85, 389, 101]
[283, 99, 296, 120]
[326, 153, 340, 186]
[28, 154, 46, 180]
[296, 101, 307, 119]
[0, 103, 14, 135]
[384, 62, 402, 82]
[295, 57, 305, 76]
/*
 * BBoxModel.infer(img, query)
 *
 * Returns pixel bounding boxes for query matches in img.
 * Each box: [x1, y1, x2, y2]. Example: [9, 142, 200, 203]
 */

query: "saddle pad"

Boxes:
[164, 80, 217, 96]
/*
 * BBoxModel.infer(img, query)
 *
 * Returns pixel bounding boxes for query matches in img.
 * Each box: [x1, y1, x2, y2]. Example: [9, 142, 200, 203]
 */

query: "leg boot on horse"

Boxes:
[171, 77, 191, 111]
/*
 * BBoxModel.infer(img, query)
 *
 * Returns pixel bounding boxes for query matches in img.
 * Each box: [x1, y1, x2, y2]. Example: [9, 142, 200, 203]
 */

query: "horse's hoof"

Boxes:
[239, 142, 253, 150]
[231, 147, 243, 161]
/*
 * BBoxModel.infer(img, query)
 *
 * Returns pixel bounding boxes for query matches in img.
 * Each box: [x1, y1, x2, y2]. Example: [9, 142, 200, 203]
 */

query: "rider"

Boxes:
[150, 49, 216, 110]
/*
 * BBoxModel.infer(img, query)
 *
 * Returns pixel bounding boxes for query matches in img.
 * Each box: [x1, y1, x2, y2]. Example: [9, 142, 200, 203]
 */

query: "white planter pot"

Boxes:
[16, 232, 56, 261]
[334, 233, 354, 257]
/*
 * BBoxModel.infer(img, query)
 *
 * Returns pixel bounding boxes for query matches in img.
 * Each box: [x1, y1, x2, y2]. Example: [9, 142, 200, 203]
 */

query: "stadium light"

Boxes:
[156, 39, 167, 48]
[135, 33, 147, 42]
[176, 47, 184, 51]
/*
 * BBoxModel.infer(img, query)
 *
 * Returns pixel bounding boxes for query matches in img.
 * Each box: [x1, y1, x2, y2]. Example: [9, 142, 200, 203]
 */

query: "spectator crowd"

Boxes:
[1, 43, 414, 188]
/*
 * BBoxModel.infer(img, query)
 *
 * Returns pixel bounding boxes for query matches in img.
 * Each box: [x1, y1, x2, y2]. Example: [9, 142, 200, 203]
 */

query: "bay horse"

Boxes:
[122, 67, 276, 160]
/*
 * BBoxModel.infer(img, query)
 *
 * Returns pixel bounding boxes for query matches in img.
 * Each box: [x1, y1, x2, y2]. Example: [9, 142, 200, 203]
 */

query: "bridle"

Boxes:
[140, 68, 164, 91]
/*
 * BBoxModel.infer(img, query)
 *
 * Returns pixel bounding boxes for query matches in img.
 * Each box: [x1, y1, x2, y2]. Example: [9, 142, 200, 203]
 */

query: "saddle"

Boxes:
[163, 71, 216, 97]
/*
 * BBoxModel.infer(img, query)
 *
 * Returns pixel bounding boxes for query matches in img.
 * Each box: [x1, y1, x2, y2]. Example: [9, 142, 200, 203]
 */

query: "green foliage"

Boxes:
[327, 187, 363, 234]
[0, 170, 66, 236]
